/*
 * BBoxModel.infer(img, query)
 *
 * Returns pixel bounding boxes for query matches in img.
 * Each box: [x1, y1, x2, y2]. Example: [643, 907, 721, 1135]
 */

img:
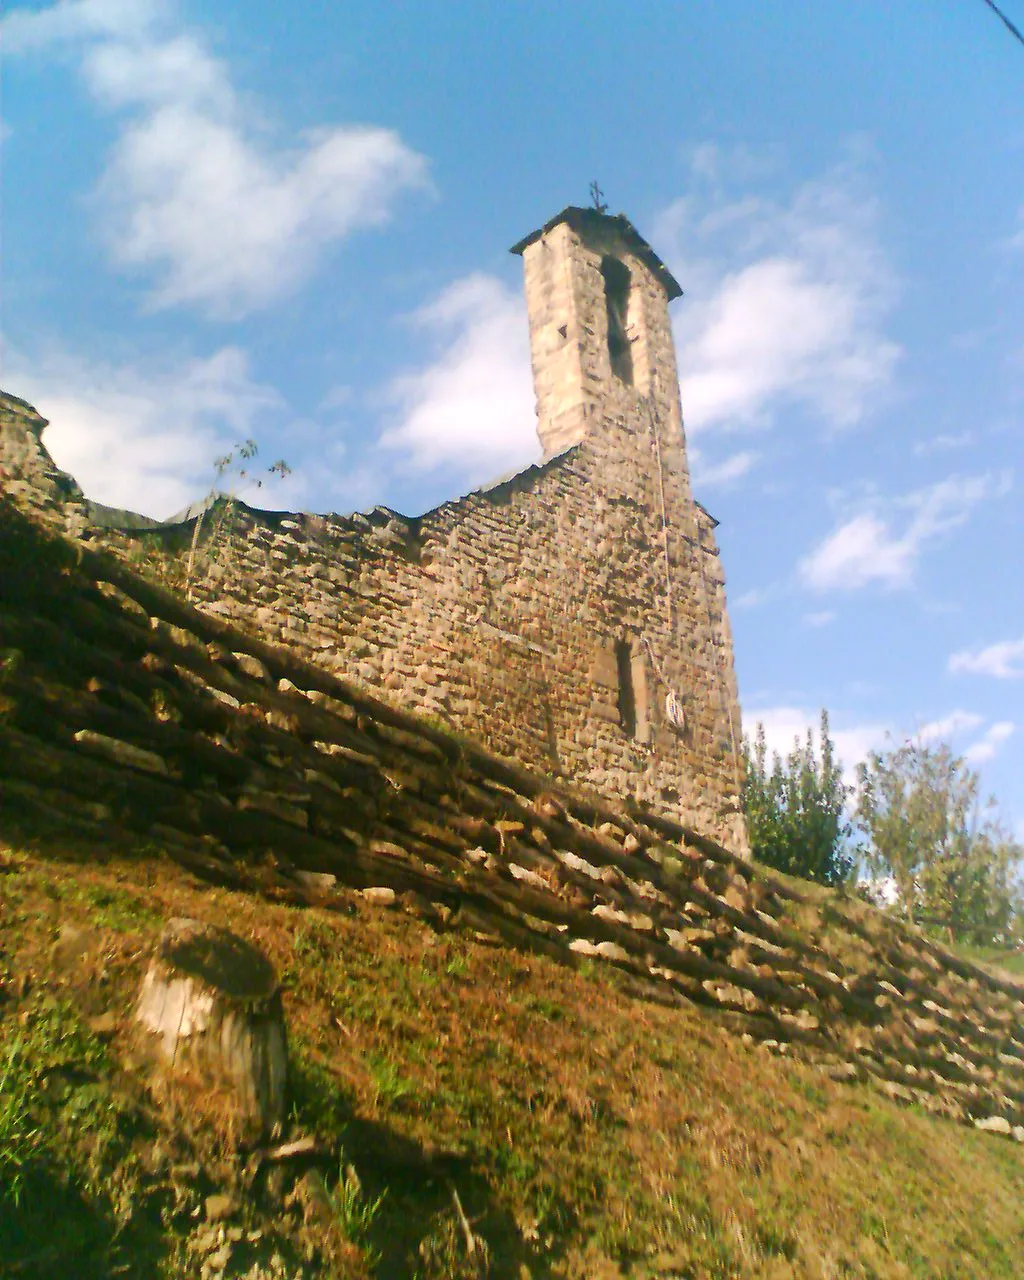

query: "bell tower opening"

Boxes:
[600, 256, 633, 386]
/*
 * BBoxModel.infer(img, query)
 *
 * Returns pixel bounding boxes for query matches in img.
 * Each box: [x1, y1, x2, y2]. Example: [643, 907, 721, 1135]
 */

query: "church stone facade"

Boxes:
[0, 205, 747, 851]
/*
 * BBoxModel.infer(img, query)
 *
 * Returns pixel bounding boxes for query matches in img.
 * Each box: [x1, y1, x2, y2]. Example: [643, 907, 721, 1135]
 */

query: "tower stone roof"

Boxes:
[510, 206, 683, 301]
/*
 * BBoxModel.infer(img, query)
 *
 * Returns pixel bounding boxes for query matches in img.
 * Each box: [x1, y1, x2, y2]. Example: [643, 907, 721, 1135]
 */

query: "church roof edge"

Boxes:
[509, 206, 683, 301]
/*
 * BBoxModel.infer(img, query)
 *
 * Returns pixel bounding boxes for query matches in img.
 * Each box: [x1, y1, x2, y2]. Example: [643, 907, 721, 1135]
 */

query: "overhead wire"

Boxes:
[980, 0, 1024, 50]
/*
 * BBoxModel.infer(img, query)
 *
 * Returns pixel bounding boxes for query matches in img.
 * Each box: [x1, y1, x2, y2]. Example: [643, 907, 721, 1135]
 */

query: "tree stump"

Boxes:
[135, 917, 287, 1138]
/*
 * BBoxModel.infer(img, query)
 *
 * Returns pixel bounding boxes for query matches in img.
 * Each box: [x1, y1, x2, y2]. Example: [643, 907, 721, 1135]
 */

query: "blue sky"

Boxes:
[2, 0, 1022, 832]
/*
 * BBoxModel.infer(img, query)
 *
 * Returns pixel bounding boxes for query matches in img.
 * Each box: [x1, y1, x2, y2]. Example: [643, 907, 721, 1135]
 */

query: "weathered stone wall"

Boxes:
[70, 434, 744, 850]
[0, 405, 745, 851]
[0, 393, 82, 520]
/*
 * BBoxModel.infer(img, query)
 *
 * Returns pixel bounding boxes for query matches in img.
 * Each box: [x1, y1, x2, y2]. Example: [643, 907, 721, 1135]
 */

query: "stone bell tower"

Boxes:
[510, 205, 691, 499]
[511, 204, 747, 853]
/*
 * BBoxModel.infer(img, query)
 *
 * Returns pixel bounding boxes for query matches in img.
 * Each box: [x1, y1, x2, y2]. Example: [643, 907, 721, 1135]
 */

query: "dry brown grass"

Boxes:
[1, 820, 1023, 1278]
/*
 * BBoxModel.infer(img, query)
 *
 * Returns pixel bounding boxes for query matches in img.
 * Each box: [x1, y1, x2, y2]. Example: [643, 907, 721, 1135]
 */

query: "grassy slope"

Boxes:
[951, 944, 1024, 979]
[1, 820, 1022, 1280]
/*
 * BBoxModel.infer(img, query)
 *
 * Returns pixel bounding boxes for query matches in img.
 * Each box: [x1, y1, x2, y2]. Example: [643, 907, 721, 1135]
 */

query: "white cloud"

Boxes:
[86, 30, 234, 110]
[799, 472, 1003, 591]
[918, 710, 984, 744]
[732, 587, 771, 610]
[680, 257, 896, 433]
[913, 430, 975, 457]
[3, 0, 428, 317]
[1008, 206, 1024, 254]
[6, 345, 290, 518]
[744, 705, 1015, 790]
[2, 0, 160, 51]
[950, 634, 1024, 679]
[804, 610, 836, 627]
[657, 158, 900, 436]
[691, 448, 757, 488]
[744, 704, 889, 789]
[964, 721, 1014, 765]
[800, 512, 910, 591]
[100, 111, 425, 317]
[377, 273, 537, 482]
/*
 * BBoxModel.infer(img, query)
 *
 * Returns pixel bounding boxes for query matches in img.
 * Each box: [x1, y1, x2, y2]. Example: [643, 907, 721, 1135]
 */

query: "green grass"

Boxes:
[0, 999, 117, 1188]
[366, 1053, 414, 1110]
[329, 1159, 388, 1253]
[0, 995, 169, 1277]
[952, 942, 1024, 977]
[0, 1033, 43, 1206]
[288, 1043, 356, 1141]
[75, 882, 163, 932]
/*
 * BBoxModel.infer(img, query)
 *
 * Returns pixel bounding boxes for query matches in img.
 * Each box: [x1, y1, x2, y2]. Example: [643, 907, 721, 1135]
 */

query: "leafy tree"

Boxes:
[742, 710, 855, 886]
[855, 738, 1023, 946]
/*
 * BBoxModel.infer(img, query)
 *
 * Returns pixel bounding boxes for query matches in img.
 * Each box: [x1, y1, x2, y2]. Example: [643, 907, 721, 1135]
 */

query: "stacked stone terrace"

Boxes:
[1, 497, 1022, 1143]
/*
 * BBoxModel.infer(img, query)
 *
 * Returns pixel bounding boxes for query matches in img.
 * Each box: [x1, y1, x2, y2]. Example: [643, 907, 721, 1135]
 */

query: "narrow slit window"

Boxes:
[600, 256, 634, 385]
[615, 637, 637, 738]
[631, 649, 650, 744]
